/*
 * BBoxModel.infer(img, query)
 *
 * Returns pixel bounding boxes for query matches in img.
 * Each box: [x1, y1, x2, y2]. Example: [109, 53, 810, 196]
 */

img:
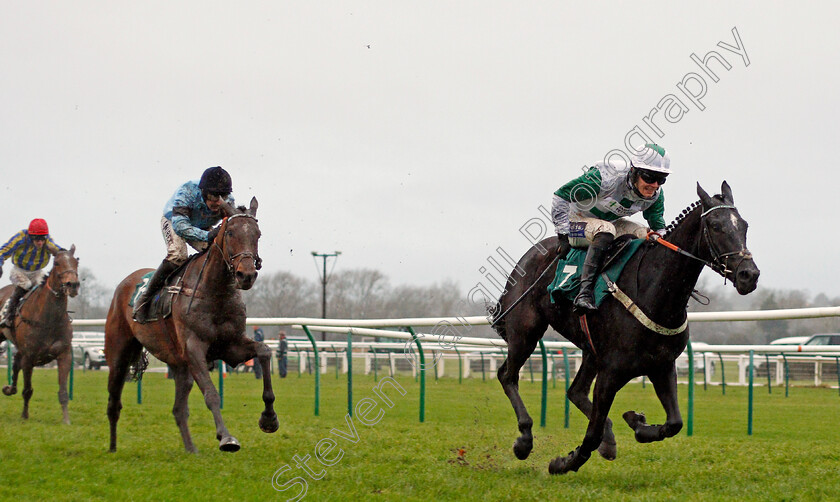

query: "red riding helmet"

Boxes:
[28, 218, 49, 236]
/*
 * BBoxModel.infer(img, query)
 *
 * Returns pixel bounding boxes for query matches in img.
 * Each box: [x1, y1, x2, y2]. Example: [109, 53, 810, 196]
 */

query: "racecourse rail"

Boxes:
[6, 306, 840, 436]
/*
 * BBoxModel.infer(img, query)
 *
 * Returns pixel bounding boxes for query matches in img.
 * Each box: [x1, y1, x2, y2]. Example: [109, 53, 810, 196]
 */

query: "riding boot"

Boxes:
[573, 233, 614, 312]
[133, 259, 179, 323]
[1, 286, 27, 328]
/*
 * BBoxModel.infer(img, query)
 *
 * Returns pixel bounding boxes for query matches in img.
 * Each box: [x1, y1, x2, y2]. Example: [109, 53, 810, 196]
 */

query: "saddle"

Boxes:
[0, 287, 39, 327]
[129, 262, 191, 322]
[547, 235, 644, 307]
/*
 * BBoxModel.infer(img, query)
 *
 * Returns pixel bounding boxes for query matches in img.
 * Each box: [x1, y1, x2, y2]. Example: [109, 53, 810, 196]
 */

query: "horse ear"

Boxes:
[721, 181, 734, 204]
[69, 244, 76, 256]
[697, 183, 713, 208]
[219, 201, 236, 218]
[249, 197, 258, 217]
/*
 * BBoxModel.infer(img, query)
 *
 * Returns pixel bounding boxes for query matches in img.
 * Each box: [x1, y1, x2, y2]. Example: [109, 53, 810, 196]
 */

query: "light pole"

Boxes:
[312, 251, 341, 341]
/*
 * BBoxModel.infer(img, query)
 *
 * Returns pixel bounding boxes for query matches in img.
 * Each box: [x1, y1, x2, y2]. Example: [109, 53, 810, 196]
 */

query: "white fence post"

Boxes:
[738, 355, 748, 386]
[815, 356, 823, 386]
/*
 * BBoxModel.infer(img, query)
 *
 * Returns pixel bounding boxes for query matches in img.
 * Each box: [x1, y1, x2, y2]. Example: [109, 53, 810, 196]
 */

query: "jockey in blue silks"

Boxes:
[133, 166, 235, 323]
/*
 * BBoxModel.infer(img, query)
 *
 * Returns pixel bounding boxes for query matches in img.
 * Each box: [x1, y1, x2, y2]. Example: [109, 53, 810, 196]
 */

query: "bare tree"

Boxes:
[68, 267, 110, 322]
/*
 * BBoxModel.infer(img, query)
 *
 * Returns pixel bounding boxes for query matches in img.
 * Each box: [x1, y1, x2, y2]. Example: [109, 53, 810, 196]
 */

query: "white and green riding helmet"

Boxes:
[631, 143, 671, 175]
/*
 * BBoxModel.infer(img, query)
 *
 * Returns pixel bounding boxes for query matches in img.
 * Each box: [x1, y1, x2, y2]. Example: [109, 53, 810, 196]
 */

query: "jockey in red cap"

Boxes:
[0, 219, 65, 328]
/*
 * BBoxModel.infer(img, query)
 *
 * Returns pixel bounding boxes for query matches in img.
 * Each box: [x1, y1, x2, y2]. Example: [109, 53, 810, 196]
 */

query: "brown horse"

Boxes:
[105, 198, 279, 453]
[1, 246, 80, 424]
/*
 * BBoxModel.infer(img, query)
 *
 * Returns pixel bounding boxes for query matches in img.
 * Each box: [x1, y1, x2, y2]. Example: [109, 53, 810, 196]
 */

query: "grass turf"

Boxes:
[0, 366, 838, 501]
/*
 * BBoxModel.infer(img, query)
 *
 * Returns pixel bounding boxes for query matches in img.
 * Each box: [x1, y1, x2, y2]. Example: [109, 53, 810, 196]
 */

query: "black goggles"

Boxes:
[206, 192, 230, 201]
[637, 169, 667, 185]
[31, 235, 47, 241]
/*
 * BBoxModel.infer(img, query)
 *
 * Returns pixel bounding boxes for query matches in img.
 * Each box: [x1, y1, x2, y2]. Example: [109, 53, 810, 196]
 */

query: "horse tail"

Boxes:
[128, 349, 149, 382]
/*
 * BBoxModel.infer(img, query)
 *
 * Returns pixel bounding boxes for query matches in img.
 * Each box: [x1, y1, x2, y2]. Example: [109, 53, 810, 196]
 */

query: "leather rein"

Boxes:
[185, 213, 261, 314]
[649, 204, 753, 280]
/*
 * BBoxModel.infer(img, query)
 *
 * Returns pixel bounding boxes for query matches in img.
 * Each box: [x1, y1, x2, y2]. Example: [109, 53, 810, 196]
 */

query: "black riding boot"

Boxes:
[133, 259, 179, 323]
[574, 233, 614, 312]
[1, 286, 27, 328]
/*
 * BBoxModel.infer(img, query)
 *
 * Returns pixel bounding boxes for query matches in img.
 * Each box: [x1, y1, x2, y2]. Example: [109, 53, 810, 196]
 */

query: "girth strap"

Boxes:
[600, 273, 688, 336]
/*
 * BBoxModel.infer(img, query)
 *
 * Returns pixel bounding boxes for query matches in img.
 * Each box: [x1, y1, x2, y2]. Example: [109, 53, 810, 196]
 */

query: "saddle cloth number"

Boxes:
[557, 265, 577, 289]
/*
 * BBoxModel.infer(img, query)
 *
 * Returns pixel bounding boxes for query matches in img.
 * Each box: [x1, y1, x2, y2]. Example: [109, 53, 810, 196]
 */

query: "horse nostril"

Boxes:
[738, 268, 759, 283]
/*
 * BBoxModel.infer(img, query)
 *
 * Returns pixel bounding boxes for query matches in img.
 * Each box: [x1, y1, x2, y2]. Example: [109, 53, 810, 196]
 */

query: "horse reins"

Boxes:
[186, 213, 261, 314]
[648, 204, 753, 280]
[490, 254, 560, 328]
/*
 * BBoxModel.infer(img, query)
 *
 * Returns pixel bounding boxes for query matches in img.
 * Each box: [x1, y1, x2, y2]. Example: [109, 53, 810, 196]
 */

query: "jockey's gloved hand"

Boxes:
[206, 226, 221, 243]
[557, 233, 571, 258]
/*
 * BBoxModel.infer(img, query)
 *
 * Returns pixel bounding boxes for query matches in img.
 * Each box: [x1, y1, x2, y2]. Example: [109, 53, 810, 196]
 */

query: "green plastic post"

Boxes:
[562, 348, 570, 429]
[765, 353, 772, 394]
[455, 346, 462, 384]
[217, 359, 223, 409]
[301, 326, 320, 417]
[137, 373, 143, 405]
[347, 333, 353, 417]
[718, 352, 726, 395]
[538, 340, 547, 428]
[687, 339, 694, 437]
[480, 352, 486, 382]
[407, 327, 425, 423]
[748, 350, 754, 435]
[69, 349, 74, 401]
[372, 347, 378, 381]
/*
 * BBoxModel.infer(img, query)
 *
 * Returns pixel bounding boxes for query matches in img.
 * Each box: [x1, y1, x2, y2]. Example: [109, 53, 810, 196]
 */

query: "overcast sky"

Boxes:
[2, 2, 839, 304]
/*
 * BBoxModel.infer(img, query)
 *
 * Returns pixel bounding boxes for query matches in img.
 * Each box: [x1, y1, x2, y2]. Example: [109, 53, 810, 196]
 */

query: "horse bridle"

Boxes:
[654, 204, 753, 280]
[46, 257, 80, 298]
[212, 213, 262, 274]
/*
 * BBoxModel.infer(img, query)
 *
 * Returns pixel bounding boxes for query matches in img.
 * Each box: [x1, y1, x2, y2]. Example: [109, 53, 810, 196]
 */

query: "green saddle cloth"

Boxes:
[547, 238, 645, 307]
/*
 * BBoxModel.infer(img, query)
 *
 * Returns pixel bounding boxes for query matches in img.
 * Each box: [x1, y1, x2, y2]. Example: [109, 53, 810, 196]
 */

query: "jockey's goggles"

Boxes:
[30, 235, 47, 241]
[637, 169, 667, 185]
[206, 192, 230, 201]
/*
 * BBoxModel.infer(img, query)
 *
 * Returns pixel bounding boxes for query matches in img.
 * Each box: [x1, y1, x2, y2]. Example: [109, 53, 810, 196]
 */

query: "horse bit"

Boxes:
[212, 213, 262, 274]
[653, 204, 753, 280]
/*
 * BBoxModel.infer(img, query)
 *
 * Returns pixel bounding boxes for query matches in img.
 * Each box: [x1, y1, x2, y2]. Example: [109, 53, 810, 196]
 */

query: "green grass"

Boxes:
[1, 367, 839, 501]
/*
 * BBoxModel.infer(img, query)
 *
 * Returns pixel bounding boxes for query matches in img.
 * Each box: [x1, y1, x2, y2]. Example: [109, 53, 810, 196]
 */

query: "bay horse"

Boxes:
[492, 182, 760, 474]
[1, 246, 80, 424]
[105, 197, 278, 453]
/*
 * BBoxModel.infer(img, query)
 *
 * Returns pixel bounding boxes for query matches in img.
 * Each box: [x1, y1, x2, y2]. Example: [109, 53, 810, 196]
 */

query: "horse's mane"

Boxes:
[662, 200, 702, 238]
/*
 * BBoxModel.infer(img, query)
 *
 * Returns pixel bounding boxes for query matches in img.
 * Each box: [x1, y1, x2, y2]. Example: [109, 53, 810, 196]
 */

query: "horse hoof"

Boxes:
[2, 385, 16, 396]
[548, 456, 569, 475]
[219, 436, 241, 452]
[259, 412, 279, 434]
[513, 437, 533, 460]
[623, 410, 646, 429]
[597, 440, 617, 461]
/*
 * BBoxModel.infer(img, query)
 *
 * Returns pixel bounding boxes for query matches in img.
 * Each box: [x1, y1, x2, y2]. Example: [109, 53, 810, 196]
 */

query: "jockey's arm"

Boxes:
[0, 231, 25, 268]
[642, 189, 666, 233]
[45, 235, 65, 254]
[171, 207, 211, 242]
[553, 167, 602, 235]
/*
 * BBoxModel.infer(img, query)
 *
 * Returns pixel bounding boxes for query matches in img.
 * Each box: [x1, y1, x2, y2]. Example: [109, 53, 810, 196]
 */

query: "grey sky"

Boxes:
[2, 2, 839, 302]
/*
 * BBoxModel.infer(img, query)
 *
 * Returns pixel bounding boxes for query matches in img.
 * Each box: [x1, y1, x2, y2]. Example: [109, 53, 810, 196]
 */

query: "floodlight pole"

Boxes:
[312, 251, 341, 341]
